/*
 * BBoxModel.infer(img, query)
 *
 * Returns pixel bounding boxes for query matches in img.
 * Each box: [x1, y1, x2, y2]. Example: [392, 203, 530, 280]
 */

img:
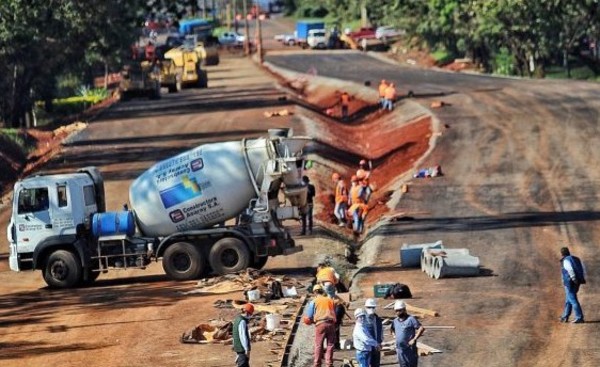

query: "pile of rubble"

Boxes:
[181, 268, 309, 345]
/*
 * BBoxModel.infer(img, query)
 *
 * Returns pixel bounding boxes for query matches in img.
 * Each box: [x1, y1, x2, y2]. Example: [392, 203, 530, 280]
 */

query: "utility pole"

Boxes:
[242, 0, 250, 55]
[256, 13, 263, 63]
[360, 0, 368, 28]
[226, 1, 231, 30]
[202, 0, 207, 18]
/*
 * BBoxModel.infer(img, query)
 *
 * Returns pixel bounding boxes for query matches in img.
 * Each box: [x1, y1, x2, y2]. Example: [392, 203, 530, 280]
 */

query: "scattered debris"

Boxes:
[430, 101, 445, 108]
[264, 109, 292, 118]
[413, 165, 443, 178]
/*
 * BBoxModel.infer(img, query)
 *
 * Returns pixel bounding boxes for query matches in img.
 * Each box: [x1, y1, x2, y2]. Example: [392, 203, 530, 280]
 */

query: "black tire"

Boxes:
[43, 250, 82, 289]
[81, 268, 101, 285]
[209, 238, 250, 275]
[162, 242, 205, 280]
[252, 256, 268, 270]
[198, 70, 208, 88]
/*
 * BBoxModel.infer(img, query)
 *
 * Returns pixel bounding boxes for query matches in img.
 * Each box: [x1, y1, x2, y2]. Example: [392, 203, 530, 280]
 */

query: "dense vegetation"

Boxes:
[2, 0, 600, 128]
[286, 0, 600, 77]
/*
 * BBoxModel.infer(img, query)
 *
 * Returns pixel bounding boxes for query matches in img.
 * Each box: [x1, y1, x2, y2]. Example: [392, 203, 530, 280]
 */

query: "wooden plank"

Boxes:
[406, 303, 439, 317]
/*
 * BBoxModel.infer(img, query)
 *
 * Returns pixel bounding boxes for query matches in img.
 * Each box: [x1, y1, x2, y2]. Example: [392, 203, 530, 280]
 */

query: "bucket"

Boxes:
[266, 313, 281, 331]
[92, 211, 135, 237]
[247, 289, 260, 301]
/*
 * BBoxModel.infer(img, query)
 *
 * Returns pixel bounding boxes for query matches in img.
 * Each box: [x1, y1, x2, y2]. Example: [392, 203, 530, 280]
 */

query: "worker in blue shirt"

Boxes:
[390, 300, 425, 367]
[353, 308, 380, 367]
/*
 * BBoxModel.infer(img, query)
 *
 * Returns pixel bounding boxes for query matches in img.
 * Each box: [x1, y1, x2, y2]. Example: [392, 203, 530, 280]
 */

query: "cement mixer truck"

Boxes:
[6, 129, 308, 288]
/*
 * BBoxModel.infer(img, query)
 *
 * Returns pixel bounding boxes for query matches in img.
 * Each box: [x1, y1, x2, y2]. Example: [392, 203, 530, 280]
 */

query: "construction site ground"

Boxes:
[2, 16, 600, 367]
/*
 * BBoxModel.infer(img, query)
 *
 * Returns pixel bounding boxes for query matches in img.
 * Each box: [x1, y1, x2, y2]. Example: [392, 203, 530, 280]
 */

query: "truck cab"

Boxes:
[307, 29, 327, 49]
[7, 170, 101, 273]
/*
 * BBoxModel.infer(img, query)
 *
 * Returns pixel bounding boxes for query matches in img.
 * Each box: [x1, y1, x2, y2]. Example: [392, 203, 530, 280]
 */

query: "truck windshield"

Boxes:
[312, 32, 326, 37]
[18, 187, 49, 214]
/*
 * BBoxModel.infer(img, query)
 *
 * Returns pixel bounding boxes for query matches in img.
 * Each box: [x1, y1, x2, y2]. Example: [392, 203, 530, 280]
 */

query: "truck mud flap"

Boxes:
[283, 245, 303, 255]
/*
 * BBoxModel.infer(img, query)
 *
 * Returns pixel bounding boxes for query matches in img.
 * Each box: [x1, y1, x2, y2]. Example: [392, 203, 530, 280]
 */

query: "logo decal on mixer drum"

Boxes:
[159, 175, 202, 208]
[169, 209, 185, 223]
[190, 158, 204, 172]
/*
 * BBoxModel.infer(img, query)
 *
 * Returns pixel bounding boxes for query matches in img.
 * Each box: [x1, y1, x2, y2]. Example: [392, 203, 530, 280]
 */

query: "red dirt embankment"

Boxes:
[286, 80, 433, 231]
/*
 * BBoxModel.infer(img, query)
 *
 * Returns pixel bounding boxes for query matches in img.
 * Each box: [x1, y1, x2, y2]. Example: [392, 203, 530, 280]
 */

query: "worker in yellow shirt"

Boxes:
[332, 173, 348, 227]
[378, 80, 388, 109]
[383, 82, 397, 111]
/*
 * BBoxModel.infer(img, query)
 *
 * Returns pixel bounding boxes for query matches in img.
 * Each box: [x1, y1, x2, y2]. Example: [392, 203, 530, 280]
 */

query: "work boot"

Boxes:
[572, 319, 584, 324]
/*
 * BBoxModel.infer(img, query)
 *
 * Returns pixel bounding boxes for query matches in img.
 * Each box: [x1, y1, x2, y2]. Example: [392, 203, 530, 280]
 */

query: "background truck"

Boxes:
[295, 21, 326, 48]
[6, 129, 309, 288]
[119, 59, 161, 101]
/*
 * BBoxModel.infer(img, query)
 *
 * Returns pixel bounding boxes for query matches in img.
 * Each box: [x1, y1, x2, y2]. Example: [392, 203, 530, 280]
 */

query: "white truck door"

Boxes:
[14, 186, 56, 254]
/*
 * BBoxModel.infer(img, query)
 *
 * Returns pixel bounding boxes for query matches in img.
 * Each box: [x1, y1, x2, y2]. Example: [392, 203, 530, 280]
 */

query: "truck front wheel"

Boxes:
[43, 250, 82, 289]
[209, 238, 250, 275]
[252, 256, 268, 270]
[163, 242, 205, 280]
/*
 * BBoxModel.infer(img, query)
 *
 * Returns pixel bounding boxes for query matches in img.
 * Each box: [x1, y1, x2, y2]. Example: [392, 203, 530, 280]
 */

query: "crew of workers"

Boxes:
[331, 159, 374, 234]
[378, 79, 397, 111]
[305, 270, 425, 367]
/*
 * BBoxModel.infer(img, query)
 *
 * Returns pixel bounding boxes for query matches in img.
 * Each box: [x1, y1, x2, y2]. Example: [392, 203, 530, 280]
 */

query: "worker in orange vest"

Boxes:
[383, 82, 397, 111]
[348, 202, 369, 235]
[304, 285, 337, 367]
[349, 175, 365, 207]
[378, 80, 388, 109]
[340, 92, 350, 120]
[356, 159, 374, 203]
[316, 262, 339, 297]
[332, 173, 348, 227]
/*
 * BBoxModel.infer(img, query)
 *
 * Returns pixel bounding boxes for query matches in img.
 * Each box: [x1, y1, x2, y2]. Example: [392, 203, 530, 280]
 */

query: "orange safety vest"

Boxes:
[348, 202, 369, 218]
[335, 180, 348, 203]
[378, 82, 388, 97]
[356, 168, 371, 180]
[316, 266, 338, 284]
[384, 85, 396, 100]
[350, 184, 364, 205]
[313, 295, 336, 324]
[341, 93, 350, 106]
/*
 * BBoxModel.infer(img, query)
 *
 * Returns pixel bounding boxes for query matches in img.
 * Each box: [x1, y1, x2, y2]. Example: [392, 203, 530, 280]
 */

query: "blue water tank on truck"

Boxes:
[6, 129, 309, 288]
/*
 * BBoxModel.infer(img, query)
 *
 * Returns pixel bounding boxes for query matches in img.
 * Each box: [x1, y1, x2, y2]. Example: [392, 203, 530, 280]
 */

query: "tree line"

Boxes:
[287, 0, 600, 77]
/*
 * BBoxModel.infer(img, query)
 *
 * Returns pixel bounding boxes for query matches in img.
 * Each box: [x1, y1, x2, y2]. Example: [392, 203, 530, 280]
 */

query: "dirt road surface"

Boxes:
[267, 52, 600, 366]
[2, 16, 600, 367]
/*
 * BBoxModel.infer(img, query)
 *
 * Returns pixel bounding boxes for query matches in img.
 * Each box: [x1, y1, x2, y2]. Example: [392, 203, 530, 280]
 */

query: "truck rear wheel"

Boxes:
[163, 242, 205, 280]
[43, 250, 82, 289]
[209, 238, 250, 275]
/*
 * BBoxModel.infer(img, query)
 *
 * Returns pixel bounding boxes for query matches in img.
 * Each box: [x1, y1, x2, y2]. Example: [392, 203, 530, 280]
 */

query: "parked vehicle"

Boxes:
[307, 29, 327, 49]
[219, 31, 246, 46]
[347, 27, 376, 41]
[296, 21, 326, 48]
[375, 26, 405, 41]
[283, 34, 297, 46]
[6, 129, 309, 288]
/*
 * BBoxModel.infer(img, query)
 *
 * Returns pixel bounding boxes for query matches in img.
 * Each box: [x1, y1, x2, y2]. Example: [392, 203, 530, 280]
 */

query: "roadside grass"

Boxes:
[431, 49, 454, 65]
[546, 65, 600, 81]
[34, 88, 108, 126]
[0, 128, 36, 155]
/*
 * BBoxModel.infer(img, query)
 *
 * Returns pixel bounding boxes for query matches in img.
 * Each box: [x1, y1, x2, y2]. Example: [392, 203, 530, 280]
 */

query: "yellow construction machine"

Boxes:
[163, 47, 208, 88]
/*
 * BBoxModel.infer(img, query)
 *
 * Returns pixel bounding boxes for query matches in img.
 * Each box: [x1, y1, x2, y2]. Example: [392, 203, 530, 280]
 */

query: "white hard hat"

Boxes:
[364, 298, 377, 308]
[394, 300, 406, 310]
[354, 308, 366, 318]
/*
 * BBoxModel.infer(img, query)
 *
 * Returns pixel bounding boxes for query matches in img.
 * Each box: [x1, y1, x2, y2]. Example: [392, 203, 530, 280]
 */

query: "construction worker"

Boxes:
[340, 91, 350, 120]
[316, 262, 339, 298]
[232, 303, 255, 367]
[390, 300, 425, 367]
[332, 173, 348, 227]
[304, 285, 337, 367]
[347, 202, 368, 235]
[378, 80, 388, 108]
[356, 159, 373, 203]
[364, 298, 384, 367]
[383, 82, 397, 111]
[301, 175, 316, 235]
[348, 175, 362, 206]
[353, 308, 380, 367]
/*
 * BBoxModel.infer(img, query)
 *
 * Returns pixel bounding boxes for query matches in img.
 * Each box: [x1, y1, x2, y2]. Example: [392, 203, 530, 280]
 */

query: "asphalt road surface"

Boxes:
[267, 52, 600, 366]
